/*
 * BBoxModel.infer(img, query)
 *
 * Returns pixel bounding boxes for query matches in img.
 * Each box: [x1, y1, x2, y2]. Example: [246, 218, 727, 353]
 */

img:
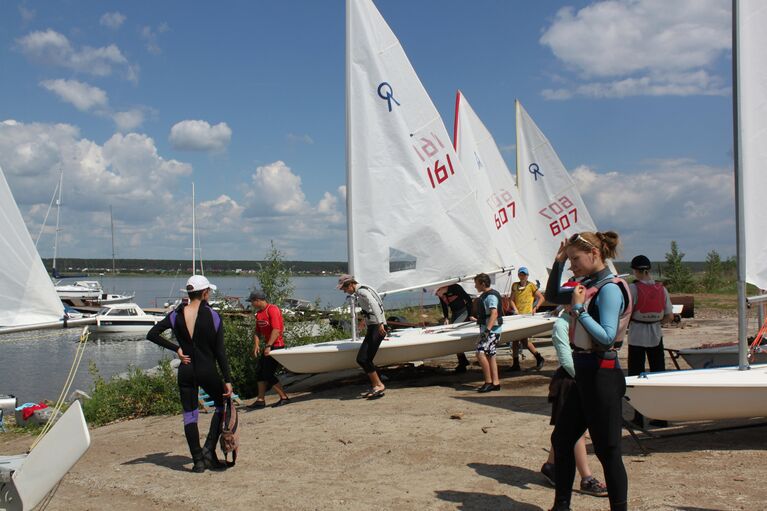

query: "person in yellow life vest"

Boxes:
[627, 255, 674, 428]
[509, 267, 546, 371]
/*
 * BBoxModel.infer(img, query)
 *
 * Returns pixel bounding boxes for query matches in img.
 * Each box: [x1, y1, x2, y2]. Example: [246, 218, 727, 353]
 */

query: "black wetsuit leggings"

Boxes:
[551, 355, 628, 510]
[179, 362, 225, 412]
[356, 324, 385, 373]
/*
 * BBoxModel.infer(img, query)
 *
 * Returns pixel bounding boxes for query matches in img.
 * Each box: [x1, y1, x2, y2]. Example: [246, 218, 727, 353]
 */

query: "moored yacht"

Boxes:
[92, 303, 163, 334]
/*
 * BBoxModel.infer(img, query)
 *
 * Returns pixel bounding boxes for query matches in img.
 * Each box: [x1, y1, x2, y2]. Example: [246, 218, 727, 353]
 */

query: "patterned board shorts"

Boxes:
[476, 331, 499, 357]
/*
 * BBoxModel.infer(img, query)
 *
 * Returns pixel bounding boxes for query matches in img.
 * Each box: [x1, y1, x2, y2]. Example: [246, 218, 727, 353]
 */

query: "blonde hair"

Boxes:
[567, 231, 620, 261]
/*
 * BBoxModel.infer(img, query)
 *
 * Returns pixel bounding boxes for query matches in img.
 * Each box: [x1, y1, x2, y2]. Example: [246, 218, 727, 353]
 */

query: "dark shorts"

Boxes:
[256, 346, 285, 388]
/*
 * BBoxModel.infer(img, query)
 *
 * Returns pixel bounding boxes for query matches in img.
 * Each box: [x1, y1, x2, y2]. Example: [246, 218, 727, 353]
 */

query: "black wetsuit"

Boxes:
[439, 284, 473, 322]
[147, 302, 232, 412]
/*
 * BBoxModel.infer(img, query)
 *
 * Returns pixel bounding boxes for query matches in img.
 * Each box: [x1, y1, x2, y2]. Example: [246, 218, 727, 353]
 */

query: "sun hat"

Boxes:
[337, 274, 355, 289]
[630, 255, 652, 270]
[182, 274, 217, 293]
[518, 267, 529, 275]
[247, 290, 267, 302]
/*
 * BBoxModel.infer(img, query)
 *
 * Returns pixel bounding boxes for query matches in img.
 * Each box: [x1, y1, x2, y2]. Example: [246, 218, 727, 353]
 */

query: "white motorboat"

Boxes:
[55, 280, 134, 308]
[625, 364, 767, 421]
[626, 0, 767, 422]
[273, 314, 554, 374]
[93, 303, 164, 334]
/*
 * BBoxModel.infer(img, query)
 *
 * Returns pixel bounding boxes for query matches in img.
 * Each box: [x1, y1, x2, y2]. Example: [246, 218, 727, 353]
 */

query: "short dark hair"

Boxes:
[188, 289, 205, 301]
[474, 273, 491, 287]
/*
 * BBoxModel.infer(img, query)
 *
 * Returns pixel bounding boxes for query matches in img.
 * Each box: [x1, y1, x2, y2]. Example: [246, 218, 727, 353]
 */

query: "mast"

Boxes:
[345, 0, 354, 277]
[192, 182, 196, 276]
[732, 0, 748, 370]
[53, 169, 63, 272]
[110, 205, 116, 277]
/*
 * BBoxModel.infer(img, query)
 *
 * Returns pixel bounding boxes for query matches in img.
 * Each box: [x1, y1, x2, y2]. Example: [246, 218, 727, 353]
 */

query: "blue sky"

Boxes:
[0, 0, 735, 262]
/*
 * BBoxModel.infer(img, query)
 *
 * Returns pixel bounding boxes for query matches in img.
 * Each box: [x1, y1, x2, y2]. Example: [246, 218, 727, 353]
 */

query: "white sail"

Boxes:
[453, 91, 548, 287]
[0, 166, 65, 327]
[347, 0, 503, 293]
[739, 0, 767, 291]
[516, 101, 600, 268]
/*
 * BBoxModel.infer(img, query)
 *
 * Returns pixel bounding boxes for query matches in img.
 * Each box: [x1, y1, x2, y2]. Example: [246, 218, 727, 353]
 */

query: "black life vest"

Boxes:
[476, 289, 504, 327]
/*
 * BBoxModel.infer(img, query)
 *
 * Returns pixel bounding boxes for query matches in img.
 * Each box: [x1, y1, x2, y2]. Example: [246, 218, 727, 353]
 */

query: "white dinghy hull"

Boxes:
[625, 364, 767, 421]
[271, 314, 554, 374]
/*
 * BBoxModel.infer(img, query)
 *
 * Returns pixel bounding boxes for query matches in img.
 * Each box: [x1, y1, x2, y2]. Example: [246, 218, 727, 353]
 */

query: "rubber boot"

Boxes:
[202, 410, 227, 470]
[184, 423, 205, 473]
[509, 357, 521, 372]
[534, 352, 545, 370]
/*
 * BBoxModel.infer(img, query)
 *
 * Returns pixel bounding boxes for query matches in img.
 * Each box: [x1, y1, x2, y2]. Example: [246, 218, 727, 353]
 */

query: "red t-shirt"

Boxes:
[255, 304, 285, 348]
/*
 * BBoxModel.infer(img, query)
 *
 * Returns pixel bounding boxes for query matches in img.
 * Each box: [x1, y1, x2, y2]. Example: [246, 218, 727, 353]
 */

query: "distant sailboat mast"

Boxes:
[110, 205, 116, 277]
[53, 169, 63, 273]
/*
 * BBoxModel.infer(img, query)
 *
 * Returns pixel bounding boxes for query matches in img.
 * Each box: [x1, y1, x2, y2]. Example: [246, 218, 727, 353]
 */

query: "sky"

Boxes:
[0, 0, 735, 263]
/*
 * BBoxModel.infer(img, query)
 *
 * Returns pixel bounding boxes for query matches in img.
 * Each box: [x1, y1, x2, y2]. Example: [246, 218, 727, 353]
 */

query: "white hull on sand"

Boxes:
[625, 364, 767, 421]
[271, 314, 555, 374]
[678, 344, 767, 369]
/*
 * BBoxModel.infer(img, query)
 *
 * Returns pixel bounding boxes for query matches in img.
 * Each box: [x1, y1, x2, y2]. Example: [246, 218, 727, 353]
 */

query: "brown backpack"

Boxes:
[219, 397, 239, 466]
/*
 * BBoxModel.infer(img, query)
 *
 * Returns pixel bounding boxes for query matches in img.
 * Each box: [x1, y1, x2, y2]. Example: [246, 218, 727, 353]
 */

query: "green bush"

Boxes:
[222, 314, 260, 399]
[83, 360, 181, 426]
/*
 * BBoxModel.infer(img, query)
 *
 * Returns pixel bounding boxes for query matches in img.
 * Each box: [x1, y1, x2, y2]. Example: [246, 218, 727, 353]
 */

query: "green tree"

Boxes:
[702, 250, 724, 292]
[254, 240, 294, 306]
[664, 241, 695, 292]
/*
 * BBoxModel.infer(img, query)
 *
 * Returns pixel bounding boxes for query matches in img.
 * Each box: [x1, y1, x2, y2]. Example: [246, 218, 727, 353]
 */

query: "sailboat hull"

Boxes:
[271, 314, 554, 374]
[678, 344, 767, 369]
[625, 364, 767, 421]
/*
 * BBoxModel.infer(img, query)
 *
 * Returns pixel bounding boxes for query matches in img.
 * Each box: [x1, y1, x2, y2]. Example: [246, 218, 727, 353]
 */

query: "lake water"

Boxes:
[0, 276, 438, 403]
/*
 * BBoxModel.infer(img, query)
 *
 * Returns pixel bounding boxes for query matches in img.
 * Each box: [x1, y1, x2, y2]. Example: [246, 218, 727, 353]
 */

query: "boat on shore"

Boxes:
[92, 303, 164, 334]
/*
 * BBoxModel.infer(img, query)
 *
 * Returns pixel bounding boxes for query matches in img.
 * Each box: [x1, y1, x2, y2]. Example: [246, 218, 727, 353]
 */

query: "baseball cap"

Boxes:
[631, 255, 652, 270]
[183, 274, 217, 293]
[247, 290, 267, 302]
[337, 274, 355, 289]
[518, 267, 529, 275]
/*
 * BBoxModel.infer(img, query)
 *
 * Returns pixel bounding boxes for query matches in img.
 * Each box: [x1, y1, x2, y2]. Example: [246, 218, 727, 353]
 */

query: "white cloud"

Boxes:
[113, 109, 145, 132]
[169, 120, 232, 151]
[100, 12, 126, 30]
[539, 0, 730, 99]
[16, 29, 138, 82]
[286, 133, 314, 145]
[571, 160, 734, 259]
[40, 79, 108, 111]
[244, 161, 309, 215]
[19, 4, 35, 22]
[140, 23, 169, 55]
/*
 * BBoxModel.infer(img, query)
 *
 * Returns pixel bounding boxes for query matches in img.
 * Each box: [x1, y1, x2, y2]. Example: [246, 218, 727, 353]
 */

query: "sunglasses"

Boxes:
[568, 233, 595, 248]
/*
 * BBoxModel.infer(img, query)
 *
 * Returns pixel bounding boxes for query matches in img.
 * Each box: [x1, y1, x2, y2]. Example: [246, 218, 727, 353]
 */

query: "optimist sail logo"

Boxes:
[377, 82, 400, 112]
[529, 163, 544, 181]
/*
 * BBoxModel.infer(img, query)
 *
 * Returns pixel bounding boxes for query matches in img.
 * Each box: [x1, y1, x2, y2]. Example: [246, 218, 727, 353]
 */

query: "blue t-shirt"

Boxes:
[481, 293, 502, 334]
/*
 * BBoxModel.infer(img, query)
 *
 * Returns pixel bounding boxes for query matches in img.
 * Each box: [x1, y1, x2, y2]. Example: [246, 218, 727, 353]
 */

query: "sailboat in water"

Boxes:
[270, 0, 555, 374]
[624, 0, 767, 421]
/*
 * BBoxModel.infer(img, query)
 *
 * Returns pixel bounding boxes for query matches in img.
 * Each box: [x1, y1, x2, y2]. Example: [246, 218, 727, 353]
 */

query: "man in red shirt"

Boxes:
[247, 291, 290, 409]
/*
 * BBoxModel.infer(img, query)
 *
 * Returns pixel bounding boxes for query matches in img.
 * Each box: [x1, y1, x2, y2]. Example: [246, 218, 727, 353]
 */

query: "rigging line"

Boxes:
[34, 179, 60, 248]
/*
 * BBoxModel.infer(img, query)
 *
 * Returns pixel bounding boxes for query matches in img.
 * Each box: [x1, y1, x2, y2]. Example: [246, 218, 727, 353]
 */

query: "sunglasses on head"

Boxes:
[568, 233, 595, 248]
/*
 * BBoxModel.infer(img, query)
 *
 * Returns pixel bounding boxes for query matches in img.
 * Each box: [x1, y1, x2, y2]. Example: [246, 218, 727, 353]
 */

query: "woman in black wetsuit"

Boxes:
[146, 275, 233, 473]
[544, 232, 632, 511]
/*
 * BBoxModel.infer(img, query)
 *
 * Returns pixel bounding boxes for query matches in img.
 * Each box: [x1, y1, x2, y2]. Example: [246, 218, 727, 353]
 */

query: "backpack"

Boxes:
[219, 396, 239, 467]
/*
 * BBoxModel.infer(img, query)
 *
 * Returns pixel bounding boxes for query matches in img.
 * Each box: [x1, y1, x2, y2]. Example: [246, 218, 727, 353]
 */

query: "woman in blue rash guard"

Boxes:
[544, 232, 632, 511]
[146, 275, 234, 473]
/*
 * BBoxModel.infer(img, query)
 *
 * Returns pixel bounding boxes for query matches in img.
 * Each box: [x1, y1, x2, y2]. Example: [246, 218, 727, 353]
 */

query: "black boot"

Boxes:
[202, 410, 227, 470]
[184, 423, 205, 473]
[509, 357, 521, 372]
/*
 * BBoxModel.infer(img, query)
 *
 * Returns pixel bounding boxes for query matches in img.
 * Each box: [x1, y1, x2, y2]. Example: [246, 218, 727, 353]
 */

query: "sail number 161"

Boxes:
[539, 196, 578, 236]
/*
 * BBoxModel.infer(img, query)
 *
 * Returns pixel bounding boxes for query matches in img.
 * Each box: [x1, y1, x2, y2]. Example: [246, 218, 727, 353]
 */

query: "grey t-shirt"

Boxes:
[628, 280, 673, 348]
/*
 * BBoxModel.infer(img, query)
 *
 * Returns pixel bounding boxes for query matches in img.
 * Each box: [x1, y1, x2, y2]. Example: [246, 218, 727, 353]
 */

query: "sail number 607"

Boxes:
[539, 196, 577, 236]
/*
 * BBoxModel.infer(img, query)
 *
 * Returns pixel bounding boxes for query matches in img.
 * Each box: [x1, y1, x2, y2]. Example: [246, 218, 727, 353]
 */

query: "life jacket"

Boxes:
[219, 396, 239, 467]
[631, 281, 666, 323]
[357, 285, 385, 322]
[476, 289, 504, 327]
[569, 276, 632, 351]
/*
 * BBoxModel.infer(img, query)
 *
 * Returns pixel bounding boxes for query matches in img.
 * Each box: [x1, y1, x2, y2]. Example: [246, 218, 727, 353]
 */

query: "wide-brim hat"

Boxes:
[182, 274, 217, 293]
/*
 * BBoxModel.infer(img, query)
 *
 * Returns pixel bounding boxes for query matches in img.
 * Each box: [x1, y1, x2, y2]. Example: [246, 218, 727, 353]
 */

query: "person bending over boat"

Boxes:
[247, 290, 291, 409]
[627, 254, 673, 429]
[541, 280, 607, 498]
[544, 232, 632, 511]
[436, 284, 475, 373]
[146, 275, 233, 473]
[509, 267, 546, 371]
[473, 273, 502, 393]
[338, 274, 387, 399]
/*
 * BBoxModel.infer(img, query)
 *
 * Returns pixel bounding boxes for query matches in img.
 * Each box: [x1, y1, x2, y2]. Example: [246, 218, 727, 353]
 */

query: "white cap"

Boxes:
[182, 275, 217, 293]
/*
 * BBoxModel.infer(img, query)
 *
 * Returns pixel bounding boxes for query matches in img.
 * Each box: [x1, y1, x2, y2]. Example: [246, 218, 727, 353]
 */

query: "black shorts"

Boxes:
[256, 346, 285, 388]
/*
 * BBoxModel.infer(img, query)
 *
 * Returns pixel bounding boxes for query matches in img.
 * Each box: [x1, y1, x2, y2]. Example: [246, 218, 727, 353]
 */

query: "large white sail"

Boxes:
[516, 101, 599, 267]
[347, 0, 503, 293]
[738, 0, 767, 291]
[453, 91, 547, 285]
[0, 166, 65, 327]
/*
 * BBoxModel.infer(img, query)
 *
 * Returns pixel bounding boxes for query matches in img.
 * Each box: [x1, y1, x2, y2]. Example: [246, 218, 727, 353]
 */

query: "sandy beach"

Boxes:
[3, 309, 765, 511]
